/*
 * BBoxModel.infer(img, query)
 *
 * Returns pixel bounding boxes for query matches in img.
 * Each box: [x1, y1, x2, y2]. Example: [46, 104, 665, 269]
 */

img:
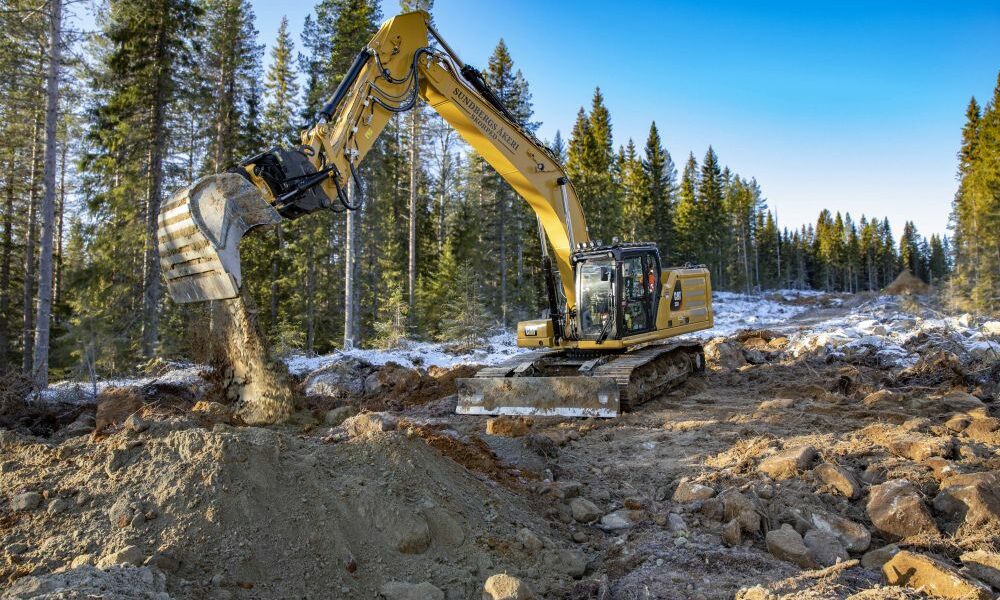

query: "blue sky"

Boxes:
[92, 1, 1000, 239]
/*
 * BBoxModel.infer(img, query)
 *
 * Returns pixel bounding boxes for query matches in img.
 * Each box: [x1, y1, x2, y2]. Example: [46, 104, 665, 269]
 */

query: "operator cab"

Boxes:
[573, 242, 661, 343]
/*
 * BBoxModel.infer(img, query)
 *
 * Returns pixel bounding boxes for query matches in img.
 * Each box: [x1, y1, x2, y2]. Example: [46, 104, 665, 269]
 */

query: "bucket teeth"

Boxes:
[157, 173, 281, 304]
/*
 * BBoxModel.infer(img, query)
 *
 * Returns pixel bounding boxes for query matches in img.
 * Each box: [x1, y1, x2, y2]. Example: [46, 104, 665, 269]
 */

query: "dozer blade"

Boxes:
[157, 173, 281, 304]
[456, 376, 620, 418]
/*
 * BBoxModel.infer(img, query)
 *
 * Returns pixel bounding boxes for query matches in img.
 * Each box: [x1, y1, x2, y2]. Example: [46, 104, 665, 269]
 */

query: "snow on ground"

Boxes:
[36, 292, 999, 404]
[784, 297, 1000, 367]
[284, 331, 522, 376]
[699, 290, 810, 338]
[37, 364, 207, 406]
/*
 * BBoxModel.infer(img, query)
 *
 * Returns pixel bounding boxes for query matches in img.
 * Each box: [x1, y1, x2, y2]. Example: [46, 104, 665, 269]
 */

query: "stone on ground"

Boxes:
[10, 491, 42, 511]
[568, 497, 601, 523]
[380, 581, 445, 600]
[722, 518, 742, 547]
[483, 573, 535, 600]
[803, 529, 849, 567]
[96, 545, 144, 569]
[932, 472, 1000, 529]
[882, 551, 992, 599]
[704, 339, 746, 370]
[960, 550, 1000, 589]
[515, 528, 543, 553]
[861, 544, 900, 570]
[866, 479, 938, 539]
[765, 524, 817, 569]
[758, 446, 816, 480]
[343, 412, 397, 438]
[542, 548, 587, 577]
[324, 405, 358, 426]
[813, 462, 861, 498]
[719, 490, 760, 535]
[885, 434, 954, 462]
[672, 478, 716, 502]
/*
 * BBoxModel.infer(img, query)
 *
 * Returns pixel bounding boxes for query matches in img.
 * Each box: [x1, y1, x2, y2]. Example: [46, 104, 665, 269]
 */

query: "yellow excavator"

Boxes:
[157, 10, 714, 417]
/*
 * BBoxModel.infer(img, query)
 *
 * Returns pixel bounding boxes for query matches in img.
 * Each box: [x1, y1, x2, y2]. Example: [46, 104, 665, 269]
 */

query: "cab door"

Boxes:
[619, 251, 659, 336]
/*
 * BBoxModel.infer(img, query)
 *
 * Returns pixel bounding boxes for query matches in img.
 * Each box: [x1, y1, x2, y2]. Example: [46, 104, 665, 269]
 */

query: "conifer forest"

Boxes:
[1, 0, 997, 384]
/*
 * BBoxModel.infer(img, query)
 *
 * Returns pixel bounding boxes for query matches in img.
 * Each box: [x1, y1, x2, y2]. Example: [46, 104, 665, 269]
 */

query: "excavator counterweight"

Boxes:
[156, 9, 714, 417]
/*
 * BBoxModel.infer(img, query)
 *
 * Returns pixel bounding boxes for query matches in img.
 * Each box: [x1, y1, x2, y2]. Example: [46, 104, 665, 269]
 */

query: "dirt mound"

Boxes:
[0, 423, 563, 598]
[884, 269, 930, 296]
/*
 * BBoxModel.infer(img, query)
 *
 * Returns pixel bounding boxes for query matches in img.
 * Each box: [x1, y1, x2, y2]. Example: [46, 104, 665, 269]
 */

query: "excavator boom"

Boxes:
[157, 10, 714, 417]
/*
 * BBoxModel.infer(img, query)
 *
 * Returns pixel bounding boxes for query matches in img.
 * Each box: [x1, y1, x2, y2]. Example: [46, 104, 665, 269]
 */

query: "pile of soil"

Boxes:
[0, 420, 571, 598]
[884, 269, 930, 296]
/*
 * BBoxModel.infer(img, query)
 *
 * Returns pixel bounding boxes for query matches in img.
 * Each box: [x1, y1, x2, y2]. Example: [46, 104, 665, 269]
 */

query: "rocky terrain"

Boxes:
[1, 291, 999, 599]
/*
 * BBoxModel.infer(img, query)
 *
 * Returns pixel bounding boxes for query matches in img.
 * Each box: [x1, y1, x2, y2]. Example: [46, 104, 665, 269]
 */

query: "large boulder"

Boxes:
[798, 508, 871, 553]
[882, 551, 992, 599]
[568, 497, 602, 524]
[961, 550, 1000, 589]
[866, 479, 938, 540]
[704, 339, 746, 370]
[719, 490, 761, 535]
[803, 529, 849, 567]
[301, 357, 370, 398]
[672, 478, 716, 502]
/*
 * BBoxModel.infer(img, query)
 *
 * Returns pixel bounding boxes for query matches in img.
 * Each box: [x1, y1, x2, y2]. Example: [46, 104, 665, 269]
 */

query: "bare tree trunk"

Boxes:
[498, 190, 507, 327]
[408, 109, 419, 312]
[343, 184, 357, 349]
[22, 117, 41, 374]
[141, 27, 169, 358]
[305, 242, 315, 353]
[0, 154, 14, 373]
[55, 138, 67, 308]
[32, 0, 62, 387]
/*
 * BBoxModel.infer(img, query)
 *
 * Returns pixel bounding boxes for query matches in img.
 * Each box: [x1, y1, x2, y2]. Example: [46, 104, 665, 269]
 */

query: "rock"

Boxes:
[483, 574, 535, 600]
[942, 392, 987, 413]
[924, 457, 961, 481]
[963, 417, 1000, 445]
[324, 405, 358, 427]
[719, 490, 760, 535]
[882, 551, 992, 599]
[144, 552, 180, 573]
[861, 544, 900, 570]
[10, 491, 42, 511]
[542, 549, 587, 577]
[97, 545, 144, 569]
[932, 473, 1000, 529]
[885, 434, 954, 461]
[862, 389, 901, 409]
[705, 339, 746, 370]
[124, 414, 149, 433]
[70, 554, 95, 568]
[866, 479, 938, 540]
[568, 497, 602, 523]
[343, 412, 397, 437]
[380, 581, 445, 600]
[813, 463, 861, 499]
[803, 529, 848, 567]
[571, 531, 588, 543]
[598, 509, 641, 531]
[722, 519, 742, 546]
[667, 513, 687, 532]
[515, 528, 543, 553]
[486, 416, 532, 437]
[744, 349, 767, 364]
[944, 414, 971, 433]
[800, 509, 871, 553]
[393, 515, 431, 554]
[302, 357, 368, 398]
[47, 498, 69, 515]
[108, 497, 135, 529]
[758, 446, 816, 480]
[673, 478, 716, 502]
[698, 497, 725, 522]
[960, 550, 1000, 589]
[758, 398, 795, 411]
[765, 524, 816, 569]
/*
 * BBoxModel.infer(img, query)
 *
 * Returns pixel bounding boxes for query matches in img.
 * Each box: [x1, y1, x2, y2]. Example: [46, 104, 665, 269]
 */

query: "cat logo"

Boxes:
[524, 325, 538, 337]
[670, 281, 683, 311]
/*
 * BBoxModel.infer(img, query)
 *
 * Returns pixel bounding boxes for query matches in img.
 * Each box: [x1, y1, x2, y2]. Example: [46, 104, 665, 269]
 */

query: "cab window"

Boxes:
[578, 258, 615, 339]
[621, 254, 656, 334]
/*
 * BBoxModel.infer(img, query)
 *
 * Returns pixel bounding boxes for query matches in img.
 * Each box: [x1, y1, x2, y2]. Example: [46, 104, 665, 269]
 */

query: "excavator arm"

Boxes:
[158, 10, 589, 318]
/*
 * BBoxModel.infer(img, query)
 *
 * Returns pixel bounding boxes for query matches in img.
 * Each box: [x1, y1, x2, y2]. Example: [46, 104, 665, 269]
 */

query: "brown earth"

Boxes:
[2, 294, 999, 599]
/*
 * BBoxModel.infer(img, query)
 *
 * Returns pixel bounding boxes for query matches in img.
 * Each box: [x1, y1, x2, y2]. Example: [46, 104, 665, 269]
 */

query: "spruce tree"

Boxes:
[643, 122, 676, 261]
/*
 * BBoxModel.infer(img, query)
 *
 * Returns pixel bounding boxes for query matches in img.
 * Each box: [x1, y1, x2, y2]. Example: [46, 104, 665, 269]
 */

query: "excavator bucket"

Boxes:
[157, 173, 281, 304]
[455, 376, 621, 418]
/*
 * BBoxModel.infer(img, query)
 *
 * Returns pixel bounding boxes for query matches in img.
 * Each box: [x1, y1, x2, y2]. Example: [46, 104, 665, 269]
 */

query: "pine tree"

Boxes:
[262, 16, 300, 147]
[672, 153, 699, 263]
[643, 122, 676, 260]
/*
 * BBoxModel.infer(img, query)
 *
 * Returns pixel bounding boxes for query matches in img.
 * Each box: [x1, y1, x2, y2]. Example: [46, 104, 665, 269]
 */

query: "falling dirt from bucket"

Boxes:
[216, 292, 294, 425]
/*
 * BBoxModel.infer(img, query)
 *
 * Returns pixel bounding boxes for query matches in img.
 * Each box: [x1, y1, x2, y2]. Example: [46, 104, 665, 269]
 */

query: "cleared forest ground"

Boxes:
[1, 292, 999, 599]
